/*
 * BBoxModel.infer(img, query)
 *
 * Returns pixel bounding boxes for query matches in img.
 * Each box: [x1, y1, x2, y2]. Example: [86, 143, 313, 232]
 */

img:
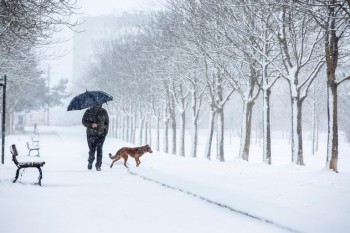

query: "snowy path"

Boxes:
[0, 127, 288, 233]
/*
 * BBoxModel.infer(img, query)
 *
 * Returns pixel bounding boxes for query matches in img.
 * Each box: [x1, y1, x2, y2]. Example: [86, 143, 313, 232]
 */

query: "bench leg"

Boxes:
[13, 167, 21, 183]
[29, 149, 40, 157]
[37, 167, 43, 186]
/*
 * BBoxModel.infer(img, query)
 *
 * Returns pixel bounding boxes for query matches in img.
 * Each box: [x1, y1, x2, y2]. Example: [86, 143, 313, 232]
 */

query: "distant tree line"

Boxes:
[80, 0, 350, 172]
[0, 0, 79, 131]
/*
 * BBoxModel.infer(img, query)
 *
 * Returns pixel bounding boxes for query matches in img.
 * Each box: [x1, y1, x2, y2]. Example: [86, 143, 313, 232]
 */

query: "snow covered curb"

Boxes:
[128, 167, 346, 233]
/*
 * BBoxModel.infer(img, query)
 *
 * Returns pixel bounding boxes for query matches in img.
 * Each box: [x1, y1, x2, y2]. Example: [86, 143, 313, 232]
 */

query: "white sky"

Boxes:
[44, 0, 163, 85]
[78, 0, 161, 16]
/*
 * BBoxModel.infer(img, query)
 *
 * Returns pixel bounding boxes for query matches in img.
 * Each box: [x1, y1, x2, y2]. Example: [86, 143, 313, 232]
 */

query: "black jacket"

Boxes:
[82, 107, 109, 137]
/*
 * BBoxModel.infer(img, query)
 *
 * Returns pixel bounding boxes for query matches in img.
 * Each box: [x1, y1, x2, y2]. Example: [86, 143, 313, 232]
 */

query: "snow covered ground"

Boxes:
[1, 126, 349, 233]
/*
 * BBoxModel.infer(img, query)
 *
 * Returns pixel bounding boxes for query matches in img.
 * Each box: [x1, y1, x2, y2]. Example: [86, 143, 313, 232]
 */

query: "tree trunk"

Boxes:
[144, 120, 148, 144]
[263, 89, 272, 164]
[116, 115, 120, 139]
[191, 118, 198, 158]
[156, 117, 160, 151]
[239, 101, 253, 161]
[171, 119, 176, 155]
[129, 114, 134, 143]
[204, 110, 216, 160]
[179, 110, 186, 156]
[148, 118, 152, 146]
[170, 98, 177, 155]
[122, 115, 126, 141]
[216, 109, 225, 161]
[132, 114, 136, 144]
[324, 15, 339, 172]
[291, 96, 304, 165]
[126, 115, 130, 142]
[114, 115, 119, 138]
[326, 79, 338, 172]
[139, 117, 144, 145]
[163, 120, 169, 153]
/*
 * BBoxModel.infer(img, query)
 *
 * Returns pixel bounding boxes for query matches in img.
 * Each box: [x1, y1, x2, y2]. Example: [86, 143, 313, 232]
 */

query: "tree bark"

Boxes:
[191, 118, 198, 158]
[139, 117, 144, 145]
[144, 120, 148, 144]
[291, 96, 304, 165]
[171, 119, 176, 155]
[122, 115, 126, 141]
[216, 109, 224, 161]
[116, 115, 120, 139]
[163, 120, 169, 153]
[179, 110, 186, 156]
[205, 110, 216, 160]
[239, 101, 253, 161]
[148, 118, 152, 146]
[170, 98, 177, 155]
[126, 115, 130, 142]
[156, 116, 160, 151]
[263, 89, 272, 164]
[326, 78, 338, 172]
[132, 114, 136, 144]
[324, 5, 340, 172]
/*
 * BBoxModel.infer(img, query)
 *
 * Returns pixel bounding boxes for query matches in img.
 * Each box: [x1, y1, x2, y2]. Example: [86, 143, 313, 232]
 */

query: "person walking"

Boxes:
[82, 104, 109, 171]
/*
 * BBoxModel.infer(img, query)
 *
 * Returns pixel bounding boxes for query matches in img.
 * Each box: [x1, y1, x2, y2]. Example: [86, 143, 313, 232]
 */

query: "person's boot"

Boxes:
[88, 162, 93, 170]
[96, 166, 101, 171]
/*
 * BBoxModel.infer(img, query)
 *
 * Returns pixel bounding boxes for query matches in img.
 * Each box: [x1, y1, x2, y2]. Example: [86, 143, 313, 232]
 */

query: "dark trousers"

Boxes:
[87, 135, 106, 168]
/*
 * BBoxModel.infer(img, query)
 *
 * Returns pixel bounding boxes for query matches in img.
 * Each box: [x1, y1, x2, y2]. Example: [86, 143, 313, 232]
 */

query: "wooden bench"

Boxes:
[11, 144, 45, 186]
[27, 141, 40, 156]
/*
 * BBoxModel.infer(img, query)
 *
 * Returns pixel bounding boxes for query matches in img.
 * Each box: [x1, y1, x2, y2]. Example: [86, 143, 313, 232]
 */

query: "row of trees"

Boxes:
[0, 0, 80, 132]
[80, 0, 350, 172]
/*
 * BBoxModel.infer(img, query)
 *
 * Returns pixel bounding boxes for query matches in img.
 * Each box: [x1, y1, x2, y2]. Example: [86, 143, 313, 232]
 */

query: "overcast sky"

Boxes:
[78, 0, 161, 16]
[44, 0, 163, 86]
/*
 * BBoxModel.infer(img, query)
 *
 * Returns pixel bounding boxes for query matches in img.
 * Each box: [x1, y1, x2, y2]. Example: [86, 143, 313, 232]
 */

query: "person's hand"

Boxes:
[92, 123, 98, 128]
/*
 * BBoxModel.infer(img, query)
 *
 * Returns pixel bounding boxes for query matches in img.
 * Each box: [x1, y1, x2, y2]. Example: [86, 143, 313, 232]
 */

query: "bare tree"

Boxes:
[242, 2, 281, 164]
[204, 0, 261, 161]
[171, 79, 189, 156]
[290, 0, 350, 171]
[271, 2, 325, 165]
[185, 70, 206, 158]
[0, 0, 79, 65]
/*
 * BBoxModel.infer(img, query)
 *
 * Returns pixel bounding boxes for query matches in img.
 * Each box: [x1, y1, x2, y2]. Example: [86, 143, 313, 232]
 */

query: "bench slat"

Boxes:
[18, 162, 45, 167]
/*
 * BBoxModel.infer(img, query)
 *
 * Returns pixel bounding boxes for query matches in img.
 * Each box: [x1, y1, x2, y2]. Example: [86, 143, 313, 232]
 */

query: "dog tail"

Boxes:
[109, 153, 116, 159]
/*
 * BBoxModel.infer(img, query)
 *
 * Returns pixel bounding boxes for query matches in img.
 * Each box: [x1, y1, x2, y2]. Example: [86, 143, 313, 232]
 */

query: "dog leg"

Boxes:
[110, 156, 121, 168]
[136, 158, 141, 167]
[123, 157, 129, 168]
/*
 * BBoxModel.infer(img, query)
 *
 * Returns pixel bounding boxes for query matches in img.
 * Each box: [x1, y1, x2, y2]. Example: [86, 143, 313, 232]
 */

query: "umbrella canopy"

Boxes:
[67, 90, 113, 111]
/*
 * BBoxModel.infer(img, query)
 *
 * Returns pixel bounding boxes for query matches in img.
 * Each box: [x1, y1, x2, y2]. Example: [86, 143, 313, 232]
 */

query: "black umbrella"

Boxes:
[67, 90, 113, 111]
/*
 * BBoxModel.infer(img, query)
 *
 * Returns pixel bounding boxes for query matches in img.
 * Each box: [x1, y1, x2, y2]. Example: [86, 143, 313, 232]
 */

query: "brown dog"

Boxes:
[109, 144, 153, 168]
